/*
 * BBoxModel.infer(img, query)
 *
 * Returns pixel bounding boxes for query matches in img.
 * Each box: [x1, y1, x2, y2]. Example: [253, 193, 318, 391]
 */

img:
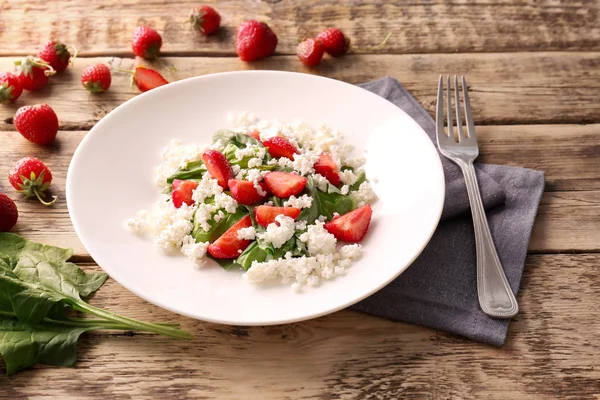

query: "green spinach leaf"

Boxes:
[192, 206, 248, 244]
[165, 160, 206, 186]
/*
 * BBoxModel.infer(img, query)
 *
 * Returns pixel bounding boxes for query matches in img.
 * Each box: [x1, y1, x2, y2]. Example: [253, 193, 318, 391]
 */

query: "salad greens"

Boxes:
[0, 233, 191, 375]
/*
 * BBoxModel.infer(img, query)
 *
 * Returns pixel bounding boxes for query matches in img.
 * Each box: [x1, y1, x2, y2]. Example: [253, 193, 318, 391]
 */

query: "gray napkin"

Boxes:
[350, 77, 545, 346]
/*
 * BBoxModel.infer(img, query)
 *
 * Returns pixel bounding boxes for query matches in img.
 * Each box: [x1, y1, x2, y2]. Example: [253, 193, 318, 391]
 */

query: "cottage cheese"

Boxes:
[299, 221, 337, 256]
[351, 182, 378, 207]
[284, 194, 313, 209]
[237, 226, 257, 240]
[257, 215, 296, 249]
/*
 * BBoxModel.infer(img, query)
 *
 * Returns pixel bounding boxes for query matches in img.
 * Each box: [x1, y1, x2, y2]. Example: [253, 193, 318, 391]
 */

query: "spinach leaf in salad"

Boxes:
[299, 177, 355, 224]
[0, 233, 192, 375]
[349, 169, 367, 191]
[165, 160, 206, 187]
[192, 205, 248, 243]
[212, 129, 263, 148]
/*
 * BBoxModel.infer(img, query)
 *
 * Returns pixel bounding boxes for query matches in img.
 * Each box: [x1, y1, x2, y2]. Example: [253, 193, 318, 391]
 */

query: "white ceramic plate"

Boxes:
[67, 71, 444, 326]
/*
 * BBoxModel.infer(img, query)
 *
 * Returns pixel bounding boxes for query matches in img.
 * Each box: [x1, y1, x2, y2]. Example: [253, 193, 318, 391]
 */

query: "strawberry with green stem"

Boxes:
[9, 157, 58, 206]
[38, 40, 77, 73]
[0, 72, 23, 104]
[14, 56, 56, 91]
[112, 66, 169, 92]
[132, 26, 163, 60]
[81, 63, 112, 93]
[187, 5, 221, 35]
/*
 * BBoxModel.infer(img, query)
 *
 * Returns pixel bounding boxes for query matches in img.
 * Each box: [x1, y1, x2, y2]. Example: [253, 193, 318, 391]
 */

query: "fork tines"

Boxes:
[436, 75, 477, 145]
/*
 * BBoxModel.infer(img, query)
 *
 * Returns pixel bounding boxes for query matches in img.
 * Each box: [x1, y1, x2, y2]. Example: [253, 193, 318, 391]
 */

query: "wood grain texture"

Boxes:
[1, 0, 599, 56]
[0, 254, 598, 399]
[2, 52, 600, 129]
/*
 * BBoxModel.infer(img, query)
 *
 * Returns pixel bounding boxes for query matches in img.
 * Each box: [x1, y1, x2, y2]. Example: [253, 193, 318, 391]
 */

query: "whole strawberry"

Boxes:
[38, 40, 73, 73]
[0, 193, 18, 232]
[296, 38, 325, 67]
[14, 56, 55, 91]
[132, 26, 163, 60]
[188, 5, 221, 35]
[235, 20, 278, 62]
[14, 104, 59, 145]
[0, 72, 23, 104]
[316, 28, 350, 57]
[81, 64, 111, 93]
[9, 157, 57, 206]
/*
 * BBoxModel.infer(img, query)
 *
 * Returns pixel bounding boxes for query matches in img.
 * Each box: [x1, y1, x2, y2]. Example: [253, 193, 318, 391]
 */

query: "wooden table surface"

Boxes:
[1, 1, 599, 398]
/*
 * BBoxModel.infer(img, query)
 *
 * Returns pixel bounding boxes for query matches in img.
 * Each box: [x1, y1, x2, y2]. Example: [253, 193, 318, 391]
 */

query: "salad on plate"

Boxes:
[126, 114, 378, 290]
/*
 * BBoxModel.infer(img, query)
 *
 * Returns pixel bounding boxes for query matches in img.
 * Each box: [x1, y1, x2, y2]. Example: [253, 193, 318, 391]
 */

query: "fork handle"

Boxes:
[460, 161, 519, 319]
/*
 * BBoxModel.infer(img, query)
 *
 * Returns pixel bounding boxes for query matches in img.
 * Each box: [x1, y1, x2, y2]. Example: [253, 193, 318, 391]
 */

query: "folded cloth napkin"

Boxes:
[350, 77, 545, 346]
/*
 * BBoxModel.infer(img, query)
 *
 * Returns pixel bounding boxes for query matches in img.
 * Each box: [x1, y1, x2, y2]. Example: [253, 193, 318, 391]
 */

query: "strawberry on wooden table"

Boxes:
[81, 64, 111, 93]
[324, 204, 372, 242]
[316, 28, 350, 57]
[262, 136, 298, 159]
[0, 72, 23, 104]
[235, 20, 278, 62]
[171, 179, 199, 208]
[132, 26, 163, 60]
[202, 150, 234, 189]
[14, 56, 55, 91]
[133, 67, 169, 92]
[228, 179, 269, 205]
[297, 38, 325, 67]
[263, 171, 307, 198]
[8, 157, 57, 206]
[208, 215, 253, 259]
[314, 153, 341, 186]
[188, 5, 221, 35]
[38, 40, 73, 73]
[0, 193, 18, 232]
[13, 104, 59, 145]
[255, 205, 301, 228]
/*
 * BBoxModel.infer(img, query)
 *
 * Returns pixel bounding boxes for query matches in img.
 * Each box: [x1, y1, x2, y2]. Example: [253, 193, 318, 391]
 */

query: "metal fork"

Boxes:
[436, 75, 518, 319]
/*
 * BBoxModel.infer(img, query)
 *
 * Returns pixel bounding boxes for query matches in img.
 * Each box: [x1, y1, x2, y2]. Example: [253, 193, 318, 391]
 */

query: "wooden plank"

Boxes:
[2, 52, 600, 129]
[1, 254, 598, 399]
[1, 129, 598, 255]
[1, 1, 599, 56]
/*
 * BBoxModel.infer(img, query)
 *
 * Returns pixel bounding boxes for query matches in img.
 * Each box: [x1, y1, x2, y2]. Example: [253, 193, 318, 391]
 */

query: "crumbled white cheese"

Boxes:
[291, 151, 319, 176]
[344, 157, 366, 170]
[235, 145, 258, 161]
[284, 194, 313, 209]
[232, 165, 241, 175]
[228, 111, 257, 127]
[247, 157, 263, 168]
[339, 169, 358, 186]
[125, 210, 150, 235]
[237, 226, 257, 240]
[151, 202, 195, 253]
[299, 221, 337, 256]
[351, 182, 378, 207]
[192, 175, 223, 204]
[214, 192, 238, 213]
[257, 215, 296, 249]
[213, 210, 225, 223]
[181, 235, 209, 268]
[155, 139, 206, 187]
[340, 185, 350, 195]
[295, 220, 307, 231]
[312, 174, 329, 192]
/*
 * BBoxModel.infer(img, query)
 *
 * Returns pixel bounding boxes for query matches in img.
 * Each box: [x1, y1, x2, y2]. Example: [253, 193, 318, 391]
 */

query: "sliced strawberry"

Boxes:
[314, 153, 341, 186]
[255, 205, 301, 228]
[262, 136, 298, 159]
[172, 179, 199, 208]
[202, 150, 234, 189]
[263, 171, 307, 198]
[248, 129, 261, 141]
[208, 215, 253, 259]
[324, 205, 373, 242]
[133, 67, 168, 92]
[228, 179, 269, 205]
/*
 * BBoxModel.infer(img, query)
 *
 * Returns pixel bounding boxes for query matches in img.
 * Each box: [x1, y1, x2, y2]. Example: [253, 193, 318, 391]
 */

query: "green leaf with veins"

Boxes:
[165, 160, 206, 186]
[192, 206, 248, 244]
[300, 177, 356, 224]
[235, 241, 268, 271]
[213, 129, 263, 148]
[349, 170, 367, 191]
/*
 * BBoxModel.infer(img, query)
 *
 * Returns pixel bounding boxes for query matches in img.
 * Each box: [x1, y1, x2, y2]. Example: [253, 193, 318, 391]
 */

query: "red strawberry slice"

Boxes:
[262, 136, 298, 159]
[248, 129, 261, 141]
[208, 215, 253, 259]
[324, 205, 372, 242]
[255, 205, 301, 228]
[133, 67, 169, 92]
[171, 179, 199, 208]
[228, 179, 269, 205]
[202, 150, 234, 189]
[314, 153, 341, 186]
[263, 171, 307, 198]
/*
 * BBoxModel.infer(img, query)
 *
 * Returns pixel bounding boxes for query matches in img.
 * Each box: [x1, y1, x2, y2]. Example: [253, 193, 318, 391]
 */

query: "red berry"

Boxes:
[202, 150, 234, 189]
[172, 179, 199, 208]
[0, 72, 23, 104]
[0, 193, 18, 232]
[81, 64, 112, 93]
[38, 40, 72, 73]
[228, 179, 269, 205]
[248, 129, 261, 141]
[263, 172, 307, 198]
[324, 205, 373, 242]
[8, 157, 57, 206]
[296, 38, 325, 67]
[262, 136, 298, 159]
[208, 215, 253, 259]
[255, 206, 301, 228]
[313, 153, 340, 186]
[189, 5, 221, 35]
[14, 56, 55, 91]
[132, 26, 163, 60]
[133, 67, 169, 92]
[235, 20, 278, 62]
[316, 28, 350, 57]
[13, 104, 59, 145]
